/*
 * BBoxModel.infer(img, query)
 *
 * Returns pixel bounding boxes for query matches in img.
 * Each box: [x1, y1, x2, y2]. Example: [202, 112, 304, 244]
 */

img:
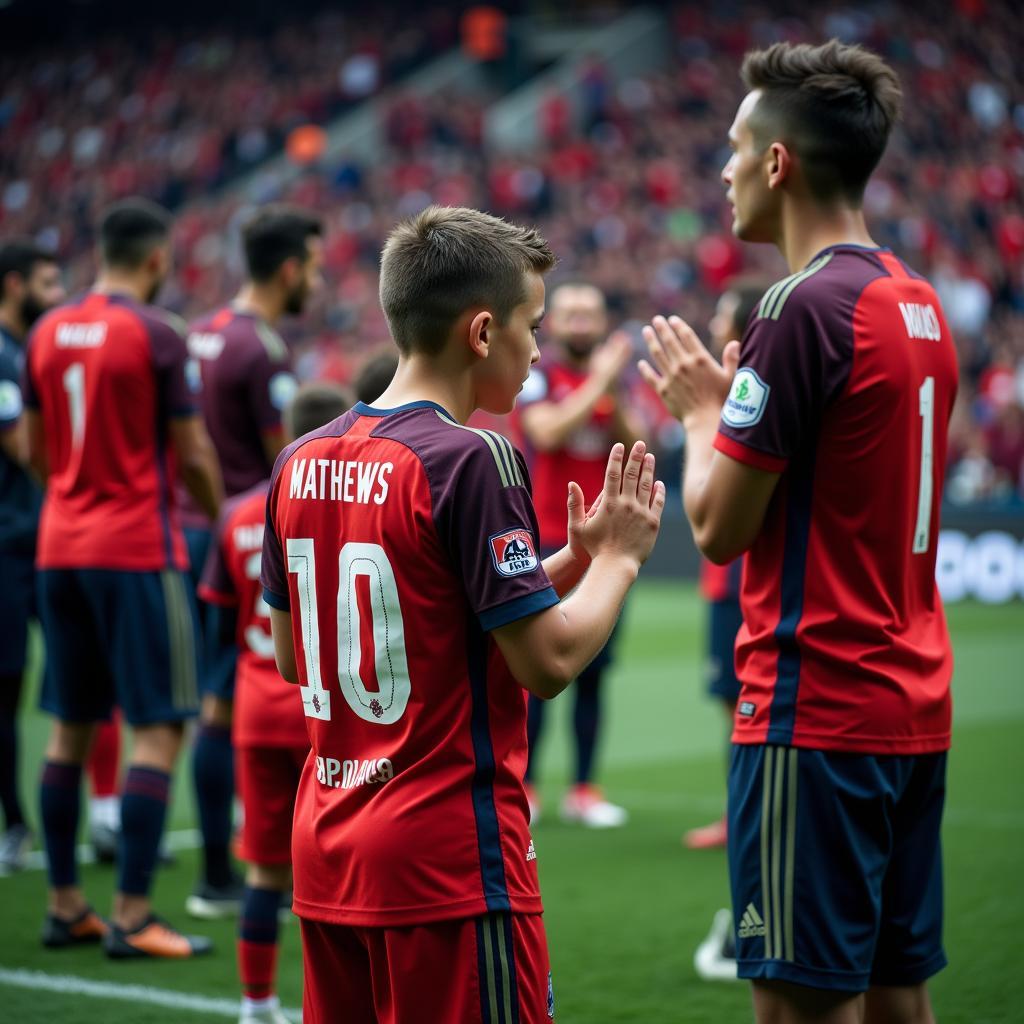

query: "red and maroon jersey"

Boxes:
[183, 307, 296, 519]
[198, 483, 308, 750]
[714, 246, 958, 754]
[700, 556, 743, 603]
[261, 400, 558, 927]
[23, 292, 194, 571]
[516, 357, 617, 548]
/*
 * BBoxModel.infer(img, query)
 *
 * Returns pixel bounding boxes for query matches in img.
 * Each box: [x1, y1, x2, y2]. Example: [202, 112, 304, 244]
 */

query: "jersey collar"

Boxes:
[354, 399, 455, 419]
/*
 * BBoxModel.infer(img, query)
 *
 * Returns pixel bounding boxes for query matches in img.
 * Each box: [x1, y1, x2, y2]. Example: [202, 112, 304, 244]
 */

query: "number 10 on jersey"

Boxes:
[286, 538, 411, 725]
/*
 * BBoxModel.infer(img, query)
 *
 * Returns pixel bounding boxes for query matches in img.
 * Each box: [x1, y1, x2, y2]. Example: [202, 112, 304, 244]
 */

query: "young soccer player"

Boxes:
[185, 207, 322, 919]
[640, 41, 957, 1023]
[0, 240, 64, 872]
[199, 382, 349, 1024]
[261, 206, 665, 1023]
[25, 198, 223, 958]
[516, 282, 643, 828]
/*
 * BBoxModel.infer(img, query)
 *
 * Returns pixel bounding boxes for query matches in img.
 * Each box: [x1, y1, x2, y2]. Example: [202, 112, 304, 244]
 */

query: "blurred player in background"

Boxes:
[25, 198, 223, 958]
[0, 240, 64, 872]
[199, 382, 348, 1024]
[641, 41, 957, 1023]
[352, 350, 398, 405]
[261, 207, 664, 1023]
[684, 277, 768, 853]
[516, 282, 643, 827]
[185, 207, 321, 919]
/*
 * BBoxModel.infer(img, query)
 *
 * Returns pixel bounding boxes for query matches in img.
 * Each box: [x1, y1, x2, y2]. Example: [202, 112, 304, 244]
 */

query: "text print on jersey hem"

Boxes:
[316, 755, 394, 790]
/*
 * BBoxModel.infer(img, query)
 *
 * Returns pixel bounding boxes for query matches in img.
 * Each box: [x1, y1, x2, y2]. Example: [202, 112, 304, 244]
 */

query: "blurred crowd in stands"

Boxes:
[1, 1, 1021, 504]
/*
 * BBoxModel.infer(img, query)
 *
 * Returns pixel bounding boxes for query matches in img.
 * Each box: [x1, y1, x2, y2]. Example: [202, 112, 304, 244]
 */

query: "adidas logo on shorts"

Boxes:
[737, 902, 766, 938]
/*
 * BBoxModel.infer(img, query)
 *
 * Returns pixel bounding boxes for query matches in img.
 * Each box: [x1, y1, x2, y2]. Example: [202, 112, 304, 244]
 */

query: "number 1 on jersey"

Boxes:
[287, 538, 332, 721]
[62, 362, 85, 451]
[913, 376, 935, 554]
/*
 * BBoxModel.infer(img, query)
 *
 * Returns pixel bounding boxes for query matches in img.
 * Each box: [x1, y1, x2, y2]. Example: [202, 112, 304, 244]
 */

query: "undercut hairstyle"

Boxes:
[379, 206, 556, 355]
[353, 351, 399, 405]
[0, 240, 57, 299]
[741, 40, 903, 205]
[285, 382, 351, 441]
[99, 198, 172, 269]
[242, 207, 322, 283]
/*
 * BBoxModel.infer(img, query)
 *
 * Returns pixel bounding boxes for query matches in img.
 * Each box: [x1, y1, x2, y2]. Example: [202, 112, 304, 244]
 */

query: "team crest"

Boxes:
[722, 367, 769, 428]
[489, 528, 539, 577]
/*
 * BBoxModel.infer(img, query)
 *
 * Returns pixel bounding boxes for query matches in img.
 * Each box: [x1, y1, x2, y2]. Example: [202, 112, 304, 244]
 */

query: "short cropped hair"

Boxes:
[353, 352, 399, 405]
[726, 277, 772, 336]
[379, 206, 555, 355]
[741, 40, 903, 205]
[242, 207, 322, 283]
[285, 382, 350, 441]
[99, 198, 172, 269]
[0, 240, 57, 299]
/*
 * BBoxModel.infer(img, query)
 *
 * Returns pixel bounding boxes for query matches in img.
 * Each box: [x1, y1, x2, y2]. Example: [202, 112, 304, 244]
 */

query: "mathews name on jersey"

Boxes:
[261, 400, 558, 927]
[714, 245, 959, 755]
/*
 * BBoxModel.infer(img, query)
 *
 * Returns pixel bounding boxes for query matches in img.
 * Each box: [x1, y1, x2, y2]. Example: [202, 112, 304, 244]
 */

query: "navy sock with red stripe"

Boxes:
[40, 760, 82, 887]
[192, 723, 235, 886]
[238, 886, 281, 999]
[118, 766, 170, 896]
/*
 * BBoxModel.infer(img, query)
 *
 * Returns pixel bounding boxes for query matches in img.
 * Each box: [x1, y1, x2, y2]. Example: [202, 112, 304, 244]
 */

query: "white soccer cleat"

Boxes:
[239, 995, 292, 1024]
[559, 785, 628, 828]
[694, 908, 739, 982]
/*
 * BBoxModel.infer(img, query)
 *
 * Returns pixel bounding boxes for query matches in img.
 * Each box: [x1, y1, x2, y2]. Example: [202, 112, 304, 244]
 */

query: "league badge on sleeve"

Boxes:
[489, 528, 540, 577]
[722, 368, 770, 428]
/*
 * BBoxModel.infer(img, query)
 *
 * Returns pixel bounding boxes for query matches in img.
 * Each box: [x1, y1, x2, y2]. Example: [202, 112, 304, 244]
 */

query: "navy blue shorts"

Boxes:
[0, 553, 36, 676]
[705, 598, 742, 703]
[38, 568, 199, 725]
[727, 743, 947, 992]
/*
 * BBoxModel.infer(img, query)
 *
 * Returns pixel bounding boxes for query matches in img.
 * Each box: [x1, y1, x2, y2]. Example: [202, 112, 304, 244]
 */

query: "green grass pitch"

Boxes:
[0, 580, 1021, 1022]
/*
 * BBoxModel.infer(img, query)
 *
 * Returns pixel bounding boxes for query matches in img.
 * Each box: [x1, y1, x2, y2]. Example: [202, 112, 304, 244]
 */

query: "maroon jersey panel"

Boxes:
[516, 358, 616, 548]
[199, 483, 308, 749]
[185, 308, 296, 514]
[714, 247, 958, 754]
[24, 292, 192, 571]
[261, 401, 558, 926]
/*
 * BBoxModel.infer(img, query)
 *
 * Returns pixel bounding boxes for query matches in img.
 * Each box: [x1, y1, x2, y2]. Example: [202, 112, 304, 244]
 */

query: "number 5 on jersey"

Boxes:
[286, 538, 411, 725]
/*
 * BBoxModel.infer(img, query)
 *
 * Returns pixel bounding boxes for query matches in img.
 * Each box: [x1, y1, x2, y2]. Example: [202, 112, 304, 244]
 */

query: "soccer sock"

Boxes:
[192, 723, 235, 887]
[525, 693, 545, 783]
[0, 673, 26, 828]
[118, 766, 170, 896]
[573, 663, 603, 785]
[39, 761, 82, 888]
[237, 886, 281, 1000]
[86, 716, 121, 800]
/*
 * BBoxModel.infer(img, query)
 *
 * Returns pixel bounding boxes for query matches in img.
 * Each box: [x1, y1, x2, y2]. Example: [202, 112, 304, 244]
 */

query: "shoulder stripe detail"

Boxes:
[433, 411, 524, 488]
[760, 254, 833, 321]
[255, 320, 288, 360]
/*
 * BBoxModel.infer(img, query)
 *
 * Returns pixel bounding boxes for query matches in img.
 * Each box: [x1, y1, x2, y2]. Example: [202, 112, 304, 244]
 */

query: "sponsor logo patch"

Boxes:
[722, 368, 769, 428]
[489, 527, 539, 577]
[0, 380, 23, 420]
[738, 902, 766, 938]
[738, 700, 757, 718]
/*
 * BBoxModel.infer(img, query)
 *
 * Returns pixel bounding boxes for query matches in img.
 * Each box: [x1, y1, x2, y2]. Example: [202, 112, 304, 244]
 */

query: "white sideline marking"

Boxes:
[0, 966, 301, 1021]
[1, 828, 201, 876]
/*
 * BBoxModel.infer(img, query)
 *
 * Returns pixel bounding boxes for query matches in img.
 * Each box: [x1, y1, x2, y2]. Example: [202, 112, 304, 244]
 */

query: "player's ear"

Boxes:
[467, 310, 493, 360]
[766, 142, 791, 190]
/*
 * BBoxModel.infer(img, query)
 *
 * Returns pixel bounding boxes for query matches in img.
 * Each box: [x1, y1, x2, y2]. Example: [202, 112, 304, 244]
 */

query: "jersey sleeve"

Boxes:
[714, 290, 853, 472]
[197, 508, 237, 607]
[260, 460, 290, 611]
[0, 348, 24, 429]
[146, 312, 197, 419]
[435, 438, 558, 631]
[247, 327, 297, 433]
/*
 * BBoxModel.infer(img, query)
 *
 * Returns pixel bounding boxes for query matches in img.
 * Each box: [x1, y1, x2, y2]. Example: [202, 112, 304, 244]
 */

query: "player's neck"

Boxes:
[93, 272, 153, 304]
[373, 355, 474, 423]
[233, 284, 283, 325]
[0, 303, 25, 341]
[777, 201, 877, 274]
